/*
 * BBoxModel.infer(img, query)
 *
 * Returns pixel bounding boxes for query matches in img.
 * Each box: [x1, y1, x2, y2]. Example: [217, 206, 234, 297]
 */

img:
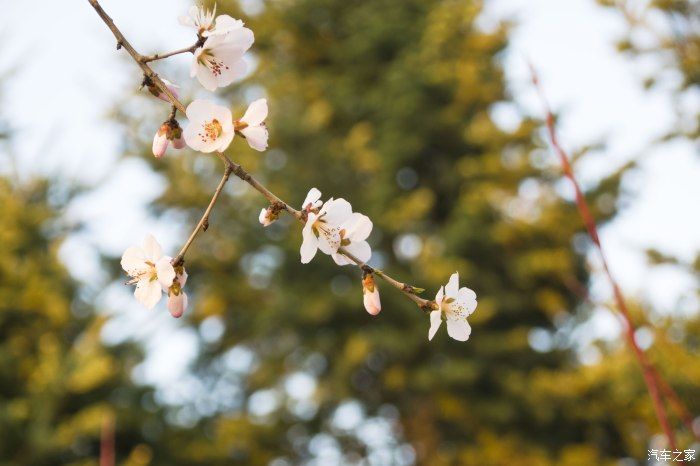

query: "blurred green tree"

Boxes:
[111, 0, 700, 464]
[0, 172, 187, 465]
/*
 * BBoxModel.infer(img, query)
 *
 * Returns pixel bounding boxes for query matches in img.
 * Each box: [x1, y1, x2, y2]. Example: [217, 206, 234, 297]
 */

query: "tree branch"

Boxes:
[529, 64, 687, 452]
[172, 164, 233, 267]
[86, 0, 435, 312]
[141, 43, 200, 63]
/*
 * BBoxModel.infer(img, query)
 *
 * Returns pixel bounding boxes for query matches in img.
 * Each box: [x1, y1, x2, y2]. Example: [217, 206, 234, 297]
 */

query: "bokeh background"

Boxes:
[0, 0, 698, 464]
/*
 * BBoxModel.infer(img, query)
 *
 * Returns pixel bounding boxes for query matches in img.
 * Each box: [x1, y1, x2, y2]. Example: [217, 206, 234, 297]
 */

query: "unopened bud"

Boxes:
[259, 205, 280, 227]
[167, 290, 188, 318]
[147, 78, 180, 103]
[152, 125, 170, 158]
[168, 125, 185, 149]
[172, 135, 186, 149]
[362, 273, 381, 316]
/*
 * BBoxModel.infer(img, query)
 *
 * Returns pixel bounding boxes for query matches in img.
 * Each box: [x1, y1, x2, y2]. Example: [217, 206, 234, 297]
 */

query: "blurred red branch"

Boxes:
[529, 64, 696, 451]
[100, 414, 115, 466]
[565, 273, 699, 442]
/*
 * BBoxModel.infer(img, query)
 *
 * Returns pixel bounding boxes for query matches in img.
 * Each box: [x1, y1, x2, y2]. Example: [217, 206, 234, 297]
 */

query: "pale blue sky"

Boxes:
[1, 0, 698, 382]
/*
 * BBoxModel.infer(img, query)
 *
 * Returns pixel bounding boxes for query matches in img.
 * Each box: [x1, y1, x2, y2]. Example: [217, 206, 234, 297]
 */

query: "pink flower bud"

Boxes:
[167, 291, 188, 318]
[151, 79, 180, 103]
[152, 126, 170, 158]
[362, 274, 381, 315]
[172, 135, 186, 149]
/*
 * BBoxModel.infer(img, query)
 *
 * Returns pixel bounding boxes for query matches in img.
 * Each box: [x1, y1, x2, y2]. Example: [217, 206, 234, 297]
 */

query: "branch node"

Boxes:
[420, 302, 436, 314]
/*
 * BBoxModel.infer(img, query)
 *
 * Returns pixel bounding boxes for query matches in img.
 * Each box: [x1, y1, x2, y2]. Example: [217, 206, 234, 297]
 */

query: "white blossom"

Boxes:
[331, 212, 372, 266]
[300, 195, 350, 264]
[428, 272, 477, 342]
[191, 28, 253, 91]
[299, 190, 373, 265]
[235, 98, 268, 151]
[183, 99, 235, 153]
[121, 235, 176, 310]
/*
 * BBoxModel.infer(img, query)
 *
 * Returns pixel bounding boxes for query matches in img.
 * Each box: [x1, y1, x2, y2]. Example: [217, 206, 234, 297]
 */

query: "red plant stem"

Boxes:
[565, 274, 699, 441]
[653, 356, 699, 439]
[529, 65, 683, 453]
[100, 414, 115, 466]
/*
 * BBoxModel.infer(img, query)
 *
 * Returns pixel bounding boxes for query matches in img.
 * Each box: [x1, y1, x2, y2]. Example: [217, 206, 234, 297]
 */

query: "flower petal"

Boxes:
[317, 228, 341, 255]
[194, 61, 220, 92]
[156, 257, 176, 289]
[333, 240, 370, 266]
[213, 57, 248, 89]
[435, 286, 444, 305]
[185, 99, 217, 122]
[215, 126, 235, 152]
[302, 188, 322, 210]
[322, 198, 352, 225]
[143, 234, 163, 262]
[445, 272, 459, 297]
[300, 218, 319, 264]
[121, 246, 147, 277]
[457, 287, 478, 315]
[446, 318, 471, 341]
[135, 279, 162, 310]
[205, 15, 243, 36]
[221, 27, 254, 52]
[240, 125, 268, 151]
[428, 310, 442, 341]
[341, 213, 372, 241]
[241, 99, 268, 126]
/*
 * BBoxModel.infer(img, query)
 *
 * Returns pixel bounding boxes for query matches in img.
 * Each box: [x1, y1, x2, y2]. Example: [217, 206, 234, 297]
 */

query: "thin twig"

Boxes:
[86, 0, 434, 311]
[172, 164, 233, 266]
[87, 0, 184, 114]
[141, 43, 200, 63]
[338, 247, 434, 311]
[529, 64, 685, 452]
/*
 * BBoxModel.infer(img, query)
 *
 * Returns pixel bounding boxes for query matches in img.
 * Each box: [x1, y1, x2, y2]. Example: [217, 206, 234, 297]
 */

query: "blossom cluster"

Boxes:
[120, 4, 478, 342]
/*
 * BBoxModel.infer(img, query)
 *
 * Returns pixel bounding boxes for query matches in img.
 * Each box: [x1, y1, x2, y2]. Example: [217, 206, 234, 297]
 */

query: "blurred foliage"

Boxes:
[3, 0, 695, 464]
[0, 174, 203, 465]
[598, 0, 699, 139]
[109, 0, 700, 464]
